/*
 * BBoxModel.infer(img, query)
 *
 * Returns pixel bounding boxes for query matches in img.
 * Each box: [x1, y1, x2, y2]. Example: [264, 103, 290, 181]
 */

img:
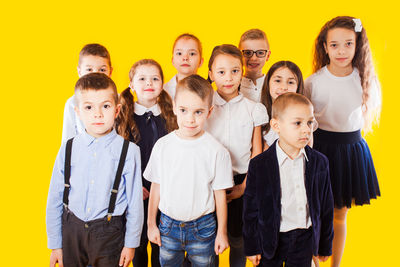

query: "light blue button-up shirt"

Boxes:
[46, 129, 143, 249]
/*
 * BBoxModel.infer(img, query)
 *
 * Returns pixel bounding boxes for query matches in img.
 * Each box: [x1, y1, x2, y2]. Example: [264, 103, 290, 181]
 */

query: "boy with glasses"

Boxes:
[239, 29, 271, 102]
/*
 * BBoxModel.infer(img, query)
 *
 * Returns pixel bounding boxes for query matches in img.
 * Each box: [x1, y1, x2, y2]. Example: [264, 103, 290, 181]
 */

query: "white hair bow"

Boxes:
[353, 18, 362, 32]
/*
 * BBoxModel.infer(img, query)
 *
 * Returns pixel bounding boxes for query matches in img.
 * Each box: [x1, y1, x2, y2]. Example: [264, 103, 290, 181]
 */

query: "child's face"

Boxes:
[240, 39, 270, 75]
[174, 90, 212, 139]
[269, 67, 298, 102]
[271, 103, 314, 153]
[324, 27, 356, 70]
[78, 55, 112, 77]
[75, 87, 120, 138]
[209, 54, 242, 101]
[172, 38, 203, 76]
[131, 64, 163, 107]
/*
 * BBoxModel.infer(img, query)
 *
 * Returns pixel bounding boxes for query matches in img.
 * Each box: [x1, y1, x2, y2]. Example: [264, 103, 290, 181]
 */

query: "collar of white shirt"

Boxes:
[82, 128, 117, 147]
[213, 91, 243, 106]
[242, 74, 266, 87]
[276, 140, 308, 166]
[134, 102, 161, 116]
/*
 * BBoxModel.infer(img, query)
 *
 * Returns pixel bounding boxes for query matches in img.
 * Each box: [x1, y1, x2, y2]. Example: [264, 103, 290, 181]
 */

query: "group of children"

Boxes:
[46, 15, 381, 267]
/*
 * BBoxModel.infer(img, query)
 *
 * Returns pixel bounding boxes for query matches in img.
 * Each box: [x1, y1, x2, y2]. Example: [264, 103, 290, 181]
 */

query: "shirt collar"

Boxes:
[276, 140, 308, 166]
[242, 74, 266, 86]
[213, 91, 243, 106]
[134, 102, 161, 116]
[82, 128, 117, 147]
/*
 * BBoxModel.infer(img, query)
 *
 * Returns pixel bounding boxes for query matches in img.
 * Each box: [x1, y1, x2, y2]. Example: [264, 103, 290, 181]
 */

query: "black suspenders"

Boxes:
[63, 138, 130, 221]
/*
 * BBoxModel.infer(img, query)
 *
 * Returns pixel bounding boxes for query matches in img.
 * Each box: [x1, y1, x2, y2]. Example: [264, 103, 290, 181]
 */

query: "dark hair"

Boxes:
[173, 33, 203, 58]
[313, 16, 381, 130]
[175, 74, 214, 107]
[271, 92, 312, 119]
[116, 59, 177, 142]
[261, 61, 304, 134]
[238, 29, 269, 49]
[207, 44, 243, 83]
[74, 73, 118, 104]
[78, 43, 111, 67]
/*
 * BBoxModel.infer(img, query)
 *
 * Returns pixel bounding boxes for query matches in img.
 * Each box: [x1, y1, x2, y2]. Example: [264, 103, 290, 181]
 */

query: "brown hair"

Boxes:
[78, 43, 112, 67]
[176, 74, 214, 107]
[238, 28, 269, 49]
[116, 59, 177, 142]
[173, 33, 203, 58]
[74, 73, 118, 105]
[207, 44, 243, 82]
[261, 61, 304, 134]
[313, 16, 381, 131]
[271, 92, 312, 119]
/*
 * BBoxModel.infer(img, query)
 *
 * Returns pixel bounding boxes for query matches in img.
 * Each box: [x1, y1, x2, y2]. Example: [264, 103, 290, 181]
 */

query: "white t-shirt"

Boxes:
[276, 142, 311, 232]
[305, 66, 372, 132]
[164, 75, 177, 100]
[144, 131, 234, 221]
[61, 95, 85, 143]
[240, 75, 266, 102]
[205, 92, 268, 175]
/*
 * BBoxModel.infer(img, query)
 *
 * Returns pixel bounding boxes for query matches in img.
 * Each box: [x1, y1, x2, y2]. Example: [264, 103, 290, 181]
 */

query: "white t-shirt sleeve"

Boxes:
[143, 141, 161, 184]
[212, 149, 234, 190]
[304, 77, 313, 100]
[252, 102, 269, 127]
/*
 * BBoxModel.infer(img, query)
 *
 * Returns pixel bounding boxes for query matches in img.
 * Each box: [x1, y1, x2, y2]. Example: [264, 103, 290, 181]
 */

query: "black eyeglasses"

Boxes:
[241, 50, 269, 58]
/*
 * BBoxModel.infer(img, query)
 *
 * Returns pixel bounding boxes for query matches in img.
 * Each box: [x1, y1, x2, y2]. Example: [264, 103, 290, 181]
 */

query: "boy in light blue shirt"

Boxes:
[46, 73, 143, 267]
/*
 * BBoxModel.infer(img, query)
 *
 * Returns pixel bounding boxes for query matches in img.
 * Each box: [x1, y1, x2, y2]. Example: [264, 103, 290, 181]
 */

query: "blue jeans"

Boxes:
[159, 212, 216, 267]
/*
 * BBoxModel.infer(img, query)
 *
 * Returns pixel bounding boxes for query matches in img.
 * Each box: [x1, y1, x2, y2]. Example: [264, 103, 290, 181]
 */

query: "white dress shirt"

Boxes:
[276, 141, 312, 232]
[205, 91, 268, 175]
[240, 75, 266, 102]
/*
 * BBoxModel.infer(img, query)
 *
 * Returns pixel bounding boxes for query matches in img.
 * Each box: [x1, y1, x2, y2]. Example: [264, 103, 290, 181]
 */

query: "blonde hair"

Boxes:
[239, 29, 269, 49]
[272, 93, 312, 119]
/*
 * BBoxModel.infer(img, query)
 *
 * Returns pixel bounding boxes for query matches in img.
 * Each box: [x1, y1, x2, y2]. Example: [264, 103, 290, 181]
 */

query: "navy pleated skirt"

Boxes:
[313, 129, 380, 208]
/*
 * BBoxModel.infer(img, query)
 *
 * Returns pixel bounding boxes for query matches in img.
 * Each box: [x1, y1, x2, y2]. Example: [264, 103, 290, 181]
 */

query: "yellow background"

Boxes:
[0, 0, 398, 266]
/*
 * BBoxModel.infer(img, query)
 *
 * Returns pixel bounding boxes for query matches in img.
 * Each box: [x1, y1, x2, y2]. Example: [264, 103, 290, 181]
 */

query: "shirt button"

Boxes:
[93, 152, 96, 157]
[299, 207, 303, 211]
[84, 224, 89, 228]
[91, 180, 94, 184]
[87, 208, 91, 212]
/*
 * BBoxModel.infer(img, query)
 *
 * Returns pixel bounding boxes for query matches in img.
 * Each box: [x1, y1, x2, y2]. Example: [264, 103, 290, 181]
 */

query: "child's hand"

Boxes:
[119, 247, 135, 267]
[143, 187, 150, 200]
[148, 224, 161, 246]
[247, 254, 261, 266]
[214, 231, 229, 255]
[49, 248, 63, 267]
[317, 255, 329, 262]
[226, 183, 245, 203]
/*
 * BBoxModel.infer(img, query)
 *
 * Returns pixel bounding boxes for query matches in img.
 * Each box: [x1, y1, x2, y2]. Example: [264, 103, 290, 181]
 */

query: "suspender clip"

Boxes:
[111, 189, 118, 194]
[64, 184, 70, 188]
[107, 213, 112, 221]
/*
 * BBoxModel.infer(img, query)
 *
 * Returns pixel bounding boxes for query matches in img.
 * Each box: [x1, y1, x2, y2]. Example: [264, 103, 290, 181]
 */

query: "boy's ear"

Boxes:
[77, 66, 82, 77]
[114, 103, 121, 118]
[74, 105, 80, 118]
[270, 118, 280, 133]
[172, 100, 177, 115]
[266, 50, 271, 61]
[207, 105, 214, 119]
[109, 67, 113, 77]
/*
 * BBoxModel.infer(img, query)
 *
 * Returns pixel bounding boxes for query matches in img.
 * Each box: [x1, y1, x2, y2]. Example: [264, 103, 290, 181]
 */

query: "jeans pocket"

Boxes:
[159, 216, 173, 236]
[194, 217, 216, 241]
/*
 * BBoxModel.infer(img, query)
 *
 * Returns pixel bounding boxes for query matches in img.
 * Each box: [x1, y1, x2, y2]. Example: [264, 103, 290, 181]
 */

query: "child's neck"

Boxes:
[244, 70, 264, 84]
[136, 98, 157, 109]
[176, 73, 192, 83]
[327, 63, 353, 77]
[217, 89, 239, 102]
[278, 140, 302, 160]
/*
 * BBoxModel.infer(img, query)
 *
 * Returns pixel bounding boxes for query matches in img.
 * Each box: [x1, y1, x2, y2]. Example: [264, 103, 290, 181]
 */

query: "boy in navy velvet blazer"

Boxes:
[243, 93, 334, 267]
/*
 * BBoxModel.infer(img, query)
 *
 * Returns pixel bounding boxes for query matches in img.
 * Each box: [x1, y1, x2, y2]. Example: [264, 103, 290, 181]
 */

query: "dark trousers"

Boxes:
[133, 198, 161, 267]
[61, 210, 125, 267]
[260, 228, 313, 267]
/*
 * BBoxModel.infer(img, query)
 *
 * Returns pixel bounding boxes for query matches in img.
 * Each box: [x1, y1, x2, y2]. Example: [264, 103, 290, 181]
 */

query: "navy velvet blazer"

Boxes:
[243, 141, 334, 259]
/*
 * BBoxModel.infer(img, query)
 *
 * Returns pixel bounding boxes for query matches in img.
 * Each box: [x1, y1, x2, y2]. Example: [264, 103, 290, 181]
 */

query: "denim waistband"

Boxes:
[160, 212, 215, 228]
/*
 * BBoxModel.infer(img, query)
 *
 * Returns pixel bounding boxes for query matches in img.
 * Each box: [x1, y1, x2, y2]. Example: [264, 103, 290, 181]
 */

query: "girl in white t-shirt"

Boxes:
[260, 61, 306, 151]
[305, 16, 381, 267]
[205, 44, 268, 267]
[164, 33, 204, 99]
